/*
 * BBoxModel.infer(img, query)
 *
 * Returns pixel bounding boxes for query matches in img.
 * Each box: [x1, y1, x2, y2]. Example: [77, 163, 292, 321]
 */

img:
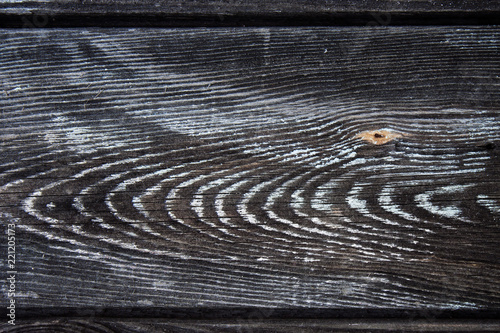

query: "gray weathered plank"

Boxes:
[0, 27, 499, 323]
[1, 0, 499, 15]
[3, 318, 500, 332]
[1, 0, 500, 29]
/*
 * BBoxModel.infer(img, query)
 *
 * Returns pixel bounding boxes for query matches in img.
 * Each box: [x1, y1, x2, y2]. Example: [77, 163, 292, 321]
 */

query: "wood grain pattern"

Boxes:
[0, 27, 499, 322]
[1, 0, 500, 15]
[1, 0, 500, 28]
[3, 318, 500, 332]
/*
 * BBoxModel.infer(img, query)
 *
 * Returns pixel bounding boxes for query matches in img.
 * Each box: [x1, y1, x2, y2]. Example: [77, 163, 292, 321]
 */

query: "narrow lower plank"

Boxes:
[2, 318, 500, 332]
[0, 27, 499, 315]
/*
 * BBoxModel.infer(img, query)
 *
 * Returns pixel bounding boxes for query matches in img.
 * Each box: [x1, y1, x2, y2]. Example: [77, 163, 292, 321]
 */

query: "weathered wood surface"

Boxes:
[1, 0, 500, 28]
[0, 27, 499, 329]
[3, 318, 500, 332]
[1, 0, 500, 15]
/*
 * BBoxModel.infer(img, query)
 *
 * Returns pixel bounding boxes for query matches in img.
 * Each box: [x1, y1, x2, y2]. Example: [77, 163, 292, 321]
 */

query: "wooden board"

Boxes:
[3, 318, 500, 332]
[1, 27, 499, 330]
[2, 0, 500, 15]
[1, 0, 500, 28]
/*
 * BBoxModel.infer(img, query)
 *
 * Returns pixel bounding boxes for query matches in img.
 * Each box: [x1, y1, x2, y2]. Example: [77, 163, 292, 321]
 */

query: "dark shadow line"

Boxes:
[1, 12, 500, 28]
[17, 307, 500, 320]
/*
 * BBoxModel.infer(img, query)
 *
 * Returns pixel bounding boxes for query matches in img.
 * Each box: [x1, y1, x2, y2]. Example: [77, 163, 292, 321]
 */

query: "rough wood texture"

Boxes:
[1, 0, 499, 15]
[3, 318, 500, 332]
[0, 27, 499, 327]
[1, 0, 500, 28]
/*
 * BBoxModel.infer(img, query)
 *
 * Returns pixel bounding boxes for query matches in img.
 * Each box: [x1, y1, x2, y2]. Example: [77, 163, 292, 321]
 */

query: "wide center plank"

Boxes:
[0, 27, 499, 315]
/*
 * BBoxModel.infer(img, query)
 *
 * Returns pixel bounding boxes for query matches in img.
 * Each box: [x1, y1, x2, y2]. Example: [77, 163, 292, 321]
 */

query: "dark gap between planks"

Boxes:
[1, 12, 500, 28]
[17, 307, 500, 320]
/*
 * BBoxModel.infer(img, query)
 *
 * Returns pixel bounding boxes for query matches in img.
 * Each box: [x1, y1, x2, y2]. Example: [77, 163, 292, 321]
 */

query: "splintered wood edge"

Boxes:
[355, 129, 406, 145]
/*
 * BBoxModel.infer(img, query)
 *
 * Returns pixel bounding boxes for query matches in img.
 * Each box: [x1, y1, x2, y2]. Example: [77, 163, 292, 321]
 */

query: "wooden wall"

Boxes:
[1, 1, 499, 332]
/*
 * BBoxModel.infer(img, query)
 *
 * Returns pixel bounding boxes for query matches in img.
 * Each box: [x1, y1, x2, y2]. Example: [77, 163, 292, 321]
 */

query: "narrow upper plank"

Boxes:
[1, 0, 499, 16]
[0, 27, 499, 315]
